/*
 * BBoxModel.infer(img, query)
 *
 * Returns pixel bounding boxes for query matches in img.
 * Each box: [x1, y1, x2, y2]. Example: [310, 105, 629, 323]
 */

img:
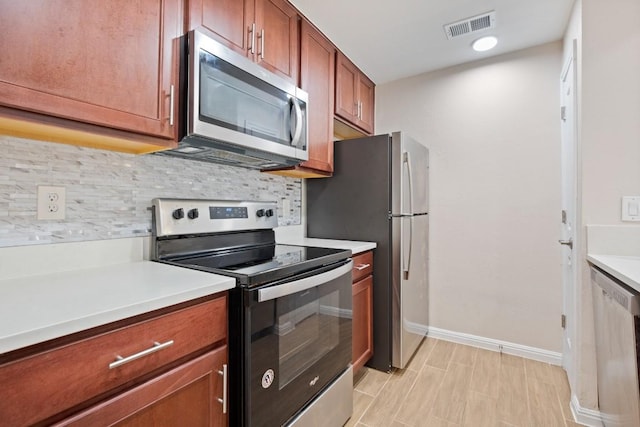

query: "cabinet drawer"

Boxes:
[56, 346, 228, 427]
[352, 251, 373, 282]
[0, 295, 227, 426]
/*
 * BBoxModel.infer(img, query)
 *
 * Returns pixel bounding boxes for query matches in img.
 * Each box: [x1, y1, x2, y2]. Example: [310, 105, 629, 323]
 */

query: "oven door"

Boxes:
[245, 260, 352, 427]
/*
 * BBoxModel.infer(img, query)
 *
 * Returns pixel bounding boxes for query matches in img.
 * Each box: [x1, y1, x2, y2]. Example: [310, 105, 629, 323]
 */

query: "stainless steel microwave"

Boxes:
[158, 30, 309, 170]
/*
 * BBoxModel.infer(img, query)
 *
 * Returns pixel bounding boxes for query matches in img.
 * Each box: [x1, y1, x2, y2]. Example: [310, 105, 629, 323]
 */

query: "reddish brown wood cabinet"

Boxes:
[351, 251, 374, 373]
[57, 347, 228, 427]
[335, 51, 375, 135]
[268, 19, 335, 178]
[188, 0, 299, 84]
[0, 295, 228, 427]
[0, 0, 182, 148]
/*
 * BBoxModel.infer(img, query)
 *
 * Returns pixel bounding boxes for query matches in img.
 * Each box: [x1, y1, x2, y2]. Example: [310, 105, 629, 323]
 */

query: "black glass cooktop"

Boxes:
[164, 244, 351, 287]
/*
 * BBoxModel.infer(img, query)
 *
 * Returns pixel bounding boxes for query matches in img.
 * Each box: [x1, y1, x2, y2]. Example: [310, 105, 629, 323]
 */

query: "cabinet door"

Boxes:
[352, 275, 373, 373]
[335, 52, 359, 125]
[58, 347, 228, 427]
[188, 0, 254, 57]
[0, 0, 181, 141]
[254, 0, 299, 83]
[356, 74, 375, 134]
[299, 20, 335, 173]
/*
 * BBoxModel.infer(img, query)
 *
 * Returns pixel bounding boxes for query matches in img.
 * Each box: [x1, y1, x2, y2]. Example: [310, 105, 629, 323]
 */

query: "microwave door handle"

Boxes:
[290, 98, 303, 147]
[258, 261, 352, 302]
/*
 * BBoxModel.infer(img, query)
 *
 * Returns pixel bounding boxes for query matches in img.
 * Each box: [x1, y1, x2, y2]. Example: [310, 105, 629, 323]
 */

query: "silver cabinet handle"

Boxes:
[217, 363, 228, 414]
[358, 101, 362, 119]
[169, 85, 175, 126]
[108, 340, 174, 369]
[354, 263, 370, 271]
[558, 238, 573, 249]
[249, 23, 256, 54]
[258, 29, 265, 60]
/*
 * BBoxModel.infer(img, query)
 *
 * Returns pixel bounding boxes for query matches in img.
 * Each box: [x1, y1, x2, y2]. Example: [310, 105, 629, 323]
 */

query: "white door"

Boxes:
[560, 40, 578, 389]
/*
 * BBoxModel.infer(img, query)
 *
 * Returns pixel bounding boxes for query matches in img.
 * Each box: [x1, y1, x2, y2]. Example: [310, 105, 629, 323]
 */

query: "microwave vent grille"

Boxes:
[444, 11, 496, 40]
[155, 138, 297, 170]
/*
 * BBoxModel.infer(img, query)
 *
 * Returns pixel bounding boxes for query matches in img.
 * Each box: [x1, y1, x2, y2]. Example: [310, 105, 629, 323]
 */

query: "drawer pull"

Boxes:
[108, 340, 174, 369]
[354, 263, 371, 271]
[217, 363, 228, 414]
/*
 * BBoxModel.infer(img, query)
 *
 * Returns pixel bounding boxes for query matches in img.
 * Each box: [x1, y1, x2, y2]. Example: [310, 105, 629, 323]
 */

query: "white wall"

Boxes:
[376, 42, 564, 352]
[565, 0, 640, 413]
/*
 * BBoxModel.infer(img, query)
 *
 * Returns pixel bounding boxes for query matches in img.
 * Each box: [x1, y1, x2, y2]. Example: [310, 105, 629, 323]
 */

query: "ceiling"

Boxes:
[289, 0, 576, 84]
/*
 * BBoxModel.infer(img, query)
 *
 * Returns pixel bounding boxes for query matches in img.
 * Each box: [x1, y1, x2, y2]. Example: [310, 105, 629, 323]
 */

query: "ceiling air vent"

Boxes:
[444, 11, 496, 40]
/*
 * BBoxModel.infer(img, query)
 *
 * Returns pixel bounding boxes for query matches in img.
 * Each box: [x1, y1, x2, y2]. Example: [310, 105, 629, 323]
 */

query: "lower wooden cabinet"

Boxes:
[0, 294, 228, 426]
[351, 251, 374, 373]
[353, 275, 373, 373]
[57, 346, 228, 427]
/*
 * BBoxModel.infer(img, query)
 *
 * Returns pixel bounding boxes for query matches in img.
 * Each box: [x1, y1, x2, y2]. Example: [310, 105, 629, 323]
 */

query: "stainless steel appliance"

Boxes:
[151, 199, 353, 427]
[591, 266, 640, 427]
[307, 131, 429, 371]
[157, 30, 309, 170]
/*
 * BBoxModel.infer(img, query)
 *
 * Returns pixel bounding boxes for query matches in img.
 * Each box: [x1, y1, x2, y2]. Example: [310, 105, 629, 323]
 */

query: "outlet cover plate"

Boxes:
[622, 196, 640, 221]
[37, 186, 66, 220]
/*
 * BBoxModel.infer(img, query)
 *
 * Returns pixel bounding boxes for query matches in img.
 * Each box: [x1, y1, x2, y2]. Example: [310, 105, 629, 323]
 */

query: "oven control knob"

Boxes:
[256, 209, 265, 218]
[265, 209, 274, 217]
[187, 208, 199, 219]
[172, 208, 185, 220]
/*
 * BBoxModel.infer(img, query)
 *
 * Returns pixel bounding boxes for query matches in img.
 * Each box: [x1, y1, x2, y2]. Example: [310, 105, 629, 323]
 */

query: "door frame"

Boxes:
[560, 39, 579, 392]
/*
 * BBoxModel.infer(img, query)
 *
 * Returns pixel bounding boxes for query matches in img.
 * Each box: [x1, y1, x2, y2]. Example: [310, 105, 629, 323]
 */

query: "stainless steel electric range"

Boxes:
[151, 198, 354, 427]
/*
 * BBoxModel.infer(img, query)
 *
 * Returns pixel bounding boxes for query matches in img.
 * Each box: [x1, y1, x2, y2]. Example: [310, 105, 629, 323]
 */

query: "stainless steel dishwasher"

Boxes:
[591, 265, 640, 427]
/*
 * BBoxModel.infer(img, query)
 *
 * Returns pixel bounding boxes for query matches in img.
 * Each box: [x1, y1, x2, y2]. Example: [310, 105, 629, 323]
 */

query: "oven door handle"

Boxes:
[258, 260, 353, 302]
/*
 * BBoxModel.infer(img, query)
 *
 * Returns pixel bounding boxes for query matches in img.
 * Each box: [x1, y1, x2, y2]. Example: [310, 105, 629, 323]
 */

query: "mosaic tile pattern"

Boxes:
[0, 136, 301, 247]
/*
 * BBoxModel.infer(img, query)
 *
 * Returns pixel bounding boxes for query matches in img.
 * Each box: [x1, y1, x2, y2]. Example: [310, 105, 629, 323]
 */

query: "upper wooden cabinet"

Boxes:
[335, 51, 375, 135]
[0, 0, 182, 149]
[188, 0, 299, 84]
[299, 20, 335, 175]
[268, 19, 335, 178]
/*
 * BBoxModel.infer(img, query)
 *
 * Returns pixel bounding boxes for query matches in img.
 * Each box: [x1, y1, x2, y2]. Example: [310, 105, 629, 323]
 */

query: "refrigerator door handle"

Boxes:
[402, 152, 414, 215]
[402, 216, 413, 280]
[402, 151, 414, 279]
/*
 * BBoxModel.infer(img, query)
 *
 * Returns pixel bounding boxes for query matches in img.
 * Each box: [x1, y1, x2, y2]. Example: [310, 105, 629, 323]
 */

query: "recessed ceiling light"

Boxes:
[472, 36, 498, 52]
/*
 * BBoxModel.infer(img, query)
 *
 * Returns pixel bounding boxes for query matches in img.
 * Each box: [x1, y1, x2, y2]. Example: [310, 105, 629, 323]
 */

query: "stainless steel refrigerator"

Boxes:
[306, 131, 429, 371]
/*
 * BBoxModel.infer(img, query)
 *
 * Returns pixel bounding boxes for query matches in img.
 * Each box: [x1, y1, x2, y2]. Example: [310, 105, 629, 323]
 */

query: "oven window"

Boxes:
[276, 289, 340, 389]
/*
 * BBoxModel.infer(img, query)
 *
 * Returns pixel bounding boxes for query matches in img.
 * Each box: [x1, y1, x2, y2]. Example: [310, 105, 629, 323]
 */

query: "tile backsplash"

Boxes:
[0, 136, 301, 247]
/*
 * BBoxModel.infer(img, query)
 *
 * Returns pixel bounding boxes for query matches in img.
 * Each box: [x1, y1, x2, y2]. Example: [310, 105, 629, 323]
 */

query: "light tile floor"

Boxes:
[347, 337, 585, 427]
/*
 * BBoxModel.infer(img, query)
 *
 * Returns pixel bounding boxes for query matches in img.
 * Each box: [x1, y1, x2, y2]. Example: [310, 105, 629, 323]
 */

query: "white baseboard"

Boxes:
[427, 326, 563, 366]
[570, 394, 603, 427]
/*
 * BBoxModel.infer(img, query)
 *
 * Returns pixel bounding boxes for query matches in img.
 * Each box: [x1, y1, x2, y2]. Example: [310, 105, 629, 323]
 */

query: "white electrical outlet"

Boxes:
[37, 186, 66, 220]
[622, 196, 640, 221]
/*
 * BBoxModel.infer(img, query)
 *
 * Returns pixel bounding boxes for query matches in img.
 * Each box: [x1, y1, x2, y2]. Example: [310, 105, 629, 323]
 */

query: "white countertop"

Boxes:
[0, 261, 235, 355]
[587, 254, 640, 293]
[277, 237, 376, 255]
